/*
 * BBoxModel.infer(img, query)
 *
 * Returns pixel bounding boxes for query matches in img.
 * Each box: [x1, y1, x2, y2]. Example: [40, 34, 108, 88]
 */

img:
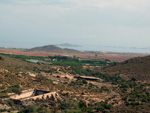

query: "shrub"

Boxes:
[66, 109, 82, 113]
[59, 103, 72, 110]
[37, 107, 52, 113]
[26, 105, 37, 113]
[36, 74, 48, 82]
[0, 56, 4, 60]
[10, 85, 22, 94]
[0, 108, 7, 112]
[100, 86, 110, 92]
[95, 102, 112, 112]
[7, 100, 14, 107]
[64, 92, 70, 97]
[82, 79, 87, 84]
[131, 78, 136, 81]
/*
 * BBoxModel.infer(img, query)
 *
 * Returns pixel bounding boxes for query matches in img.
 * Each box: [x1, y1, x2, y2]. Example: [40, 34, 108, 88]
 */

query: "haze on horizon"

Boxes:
[0, 0, 150, 52]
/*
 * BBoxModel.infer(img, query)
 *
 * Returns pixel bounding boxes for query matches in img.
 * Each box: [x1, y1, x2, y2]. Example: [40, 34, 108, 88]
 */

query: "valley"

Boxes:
[1, 0, 150, 112]
[0, 46, 148, 61]
[0, 48, 150, 112]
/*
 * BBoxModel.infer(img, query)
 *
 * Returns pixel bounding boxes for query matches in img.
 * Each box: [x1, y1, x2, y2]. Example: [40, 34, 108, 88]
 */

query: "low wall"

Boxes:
[8, 89, 61, 103]
[9, 89, 34, 100]
[21, 92, 59, 101]
[74, 76, 100, 81]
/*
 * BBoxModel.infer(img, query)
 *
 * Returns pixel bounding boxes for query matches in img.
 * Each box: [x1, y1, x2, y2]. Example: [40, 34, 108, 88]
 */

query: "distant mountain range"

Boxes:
[56, 43, 81, 47]
[25, 45, 82, 54]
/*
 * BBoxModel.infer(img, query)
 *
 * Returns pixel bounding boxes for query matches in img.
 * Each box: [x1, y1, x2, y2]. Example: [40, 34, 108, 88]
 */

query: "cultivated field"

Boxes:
[0, 48, 148, 61]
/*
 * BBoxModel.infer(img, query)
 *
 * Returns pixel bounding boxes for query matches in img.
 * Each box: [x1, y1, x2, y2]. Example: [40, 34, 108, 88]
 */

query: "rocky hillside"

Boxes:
[25, 45, 82, 53]
[0, 55, 150, 113]
[0, 55, 55, 95]
[102, 55, 150, 81]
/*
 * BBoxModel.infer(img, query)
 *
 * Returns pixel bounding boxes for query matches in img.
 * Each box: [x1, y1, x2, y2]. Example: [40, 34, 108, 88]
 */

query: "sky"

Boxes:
[0, 0, 150, 52]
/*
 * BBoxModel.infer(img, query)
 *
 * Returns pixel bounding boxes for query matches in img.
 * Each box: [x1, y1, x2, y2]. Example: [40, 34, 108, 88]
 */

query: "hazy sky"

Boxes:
[0, 0, 150, 49]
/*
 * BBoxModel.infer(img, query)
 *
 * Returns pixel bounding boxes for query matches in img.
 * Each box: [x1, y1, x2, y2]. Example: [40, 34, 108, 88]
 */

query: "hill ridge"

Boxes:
[25, 45, 82, 53]
[102, 55, 150, 81]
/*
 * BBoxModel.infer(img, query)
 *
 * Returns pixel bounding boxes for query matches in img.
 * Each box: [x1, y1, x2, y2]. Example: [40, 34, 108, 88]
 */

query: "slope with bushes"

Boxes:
[102, 55, 150, 81]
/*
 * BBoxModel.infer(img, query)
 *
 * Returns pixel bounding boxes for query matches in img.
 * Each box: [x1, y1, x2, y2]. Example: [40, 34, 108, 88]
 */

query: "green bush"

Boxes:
[35, 74, 48, 82]
[0, 108, 7, 112]
[37, 107, 52, 113]
[27, 105, 37, 112]
[100, 86, 110, 92]
[82, 79, 87, 84]
[7, 100, 14, 107]
[66, 109, 82, 113]
[60, 103, 72, 110]
[95, 102, 112, 112]
[64, 92, 70, 97]
[0, 56, 4, 60]
[10, 85, 22, 94]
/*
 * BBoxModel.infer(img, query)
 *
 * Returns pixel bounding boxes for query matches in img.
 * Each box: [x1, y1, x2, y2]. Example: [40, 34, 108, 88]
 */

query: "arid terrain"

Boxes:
[1, 0, 150, 112]
[0, 46, 150, 113]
